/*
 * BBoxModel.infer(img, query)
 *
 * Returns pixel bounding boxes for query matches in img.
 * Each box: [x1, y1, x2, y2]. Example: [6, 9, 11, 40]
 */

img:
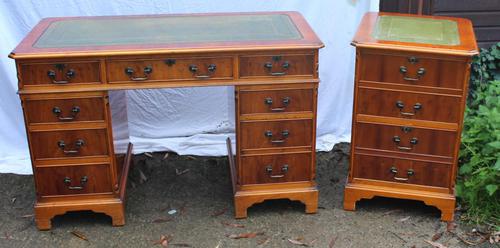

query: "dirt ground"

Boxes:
[0, 143, 494, 248]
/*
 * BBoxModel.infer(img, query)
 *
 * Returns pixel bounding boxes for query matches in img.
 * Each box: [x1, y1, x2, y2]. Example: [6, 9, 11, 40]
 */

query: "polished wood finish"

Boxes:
[11, 12, 323, 229]
[345, 12, 477, 221]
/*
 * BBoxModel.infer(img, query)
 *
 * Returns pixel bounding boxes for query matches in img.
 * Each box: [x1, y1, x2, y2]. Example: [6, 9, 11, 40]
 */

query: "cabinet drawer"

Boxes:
[239, 88, 314, 115]
[239, 54, 314, 78]
[355, 123, 457, 157]
[240, 153, 311, 185]
[35, 164, 113, 196]
[30, 129, 109, 160]
[353, 154, 450, 188]
[24, 97, 106, 124]
[357, 87, 461, 123]
[240, 119, 312, 150]
[359, 53, 466, 90]
[107, 57, 233, 83]
[20, 61, 101, 86]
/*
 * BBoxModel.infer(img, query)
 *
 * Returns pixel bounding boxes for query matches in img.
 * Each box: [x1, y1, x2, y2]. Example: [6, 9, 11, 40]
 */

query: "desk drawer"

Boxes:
[353, 154, 450, 188]
[107, 57, 233, 83]
[359, 53, 465, 90]
[30, 129, 109, 160]
[355, 123, 457, 157]
[24, 97, 106, 124]
[240, 153, 311, 185]
[239, 54, 314, 78]
[357, 87, 461, 123]
[20, 61, 101, 86]
[240, 119, 312, 150]
[35, 164, 113, 197]
[239, 88, 314, 115]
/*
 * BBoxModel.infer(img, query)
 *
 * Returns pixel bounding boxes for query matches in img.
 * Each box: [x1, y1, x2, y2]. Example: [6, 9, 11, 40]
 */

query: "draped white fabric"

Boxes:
[0, 0, 378, 175]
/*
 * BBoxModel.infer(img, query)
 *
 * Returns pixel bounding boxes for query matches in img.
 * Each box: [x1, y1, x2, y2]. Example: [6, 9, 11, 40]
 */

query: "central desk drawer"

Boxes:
[239, 54, 314, 78]
[355, 122, 457, 157]
[357, 87, 461, 123]
[240, 153, 311, 185]
[24, 97, 106, 124]
[239, 88, 314, 115]
[35, 163, 113, 197]
[20, 61, 101, 86]
[106, 57, 233, 83]
[240, 119, 313, 150]
[30, 129, 109, 160]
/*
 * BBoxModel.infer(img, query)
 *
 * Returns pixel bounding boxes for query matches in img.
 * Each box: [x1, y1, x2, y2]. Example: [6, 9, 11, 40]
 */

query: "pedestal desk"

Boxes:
[9, 12, 323, 230]
[344, 12, 478, 221]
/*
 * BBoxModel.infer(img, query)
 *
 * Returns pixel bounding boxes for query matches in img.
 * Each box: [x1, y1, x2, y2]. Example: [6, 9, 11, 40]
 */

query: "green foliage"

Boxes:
[469, 43, 500, 100]
[457, 42, 500, 227]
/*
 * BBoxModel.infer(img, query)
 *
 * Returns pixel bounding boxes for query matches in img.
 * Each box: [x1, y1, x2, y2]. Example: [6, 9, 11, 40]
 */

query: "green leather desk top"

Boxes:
[34, 14, 302, 48]
[372, 15, 460, 46]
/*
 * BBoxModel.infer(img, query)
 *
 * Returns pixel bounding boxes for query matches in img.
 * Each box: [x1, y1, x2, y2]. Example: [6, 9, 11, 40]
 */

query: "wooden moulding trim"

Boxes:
[18, 78, 320, 95]
[238, 181, 316, 192]
[36, 197, 123, 206]
[354, 150, 453, 165]
[352, 42, 478, 57]
[239, 112, 314, 121]
[354, 147, 453, 163]
[240, 150, 312, 157]
[226, 137, 237, 195]
[9, 45, 324, 60]
[34, 155, 111, 167]
[358, 80, 463, 96]
[240, 146, 312, 155]
[28, 121, 107, 132]
[34, 156, 111, 167]
[20, 91, 105, 99]
[358, 84, 463, 98]
[237, 83, 317, 91]
[356, 114, 459, 131]
[358, 48, 470, 61]
[346, 180, 452, 196]
[40, 192, 115, 201]
[118, 143, 133, 201]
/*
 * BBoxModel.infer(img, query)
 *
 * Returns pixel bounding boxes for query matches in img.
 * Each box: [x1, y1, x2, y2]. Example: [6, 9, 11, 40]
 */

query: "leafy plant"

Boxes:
[457, 42, 500, 228]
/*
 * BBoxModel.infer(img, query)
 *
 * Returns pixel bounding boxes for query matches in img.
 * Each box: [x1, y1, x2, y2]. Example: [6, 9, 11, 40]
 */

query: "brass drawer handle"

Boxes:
[57, 139, 85, 154]
[389, 167, 415, 182]
[63, 176, 88, 190]
[399, 66, 425, 81]
[393, 136, 418, 151]
[125, 66, 153, 81]
[189, 64, 216, 79]
[264, 61, 289, 76]
[52, 106, 80, 121]
[264, 130, 290, 143]
[395, 101, 422, 117]
[265, 164, 289, 178]
[264, 97, 291, 112]
[47, 68, 76, 84]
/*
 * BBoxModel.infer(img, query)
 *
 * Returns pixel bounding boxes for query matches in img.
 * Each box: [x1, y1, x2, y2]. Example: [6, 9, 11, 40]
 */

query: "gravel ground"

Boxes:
[0, 143, 494, 248]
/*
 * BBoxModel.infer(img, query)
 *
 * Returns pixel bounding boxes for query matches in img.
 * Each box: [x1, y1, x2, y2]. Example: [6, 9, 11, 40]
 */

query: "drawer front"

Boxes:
[24, 97, 105, 124]
[353, 154, 450, 188]
[359, 53, 465, 90]
[239, 54, 314, 78]
[355, 123, 457, 157]
[240, 119, 313, 150]
[357, 87, 461, 123]
[240, 153, 311, 184]
[239, 88, 314, 115]
[20, 61, 101, 86]
[107, 57, 233, 82]
[35, 164, 113, 196]
[30, 129, 109, 160]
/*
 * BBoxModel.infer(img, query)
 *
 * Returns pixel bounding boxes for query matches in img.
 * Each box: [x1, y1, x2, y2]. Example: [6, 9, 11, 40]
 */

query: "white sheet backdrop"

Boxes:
[0, 0, 378, 175]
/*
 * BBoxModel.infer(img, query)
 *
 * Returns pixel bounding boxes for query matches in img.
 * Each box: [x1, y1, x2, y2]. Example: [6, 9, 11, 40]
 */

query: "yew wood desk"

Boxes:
[9, 12, 323, 230]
